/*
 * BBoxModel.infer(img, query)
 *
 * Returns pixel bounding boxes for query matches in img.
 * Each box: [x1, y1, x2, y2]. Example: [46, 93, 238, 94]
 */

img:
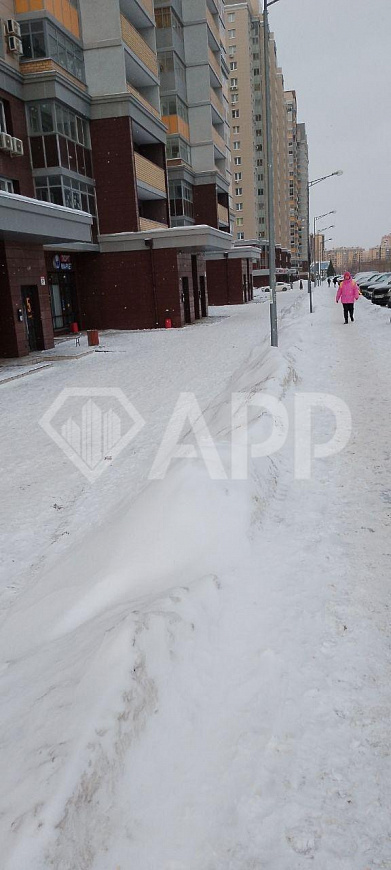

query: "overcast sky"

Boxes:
[268, 0, 390, 248]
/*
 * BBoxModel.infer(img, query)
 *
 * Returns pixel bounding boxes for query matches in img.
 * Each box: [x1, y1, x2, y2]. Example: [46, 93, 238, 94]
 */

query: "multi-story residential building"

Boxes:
[0, 0, 233, 357]
[285, 89, 298, 268]
[223, 0, 290, 269]
[296, 121, 309, 271]
[154, 0, 232, 234]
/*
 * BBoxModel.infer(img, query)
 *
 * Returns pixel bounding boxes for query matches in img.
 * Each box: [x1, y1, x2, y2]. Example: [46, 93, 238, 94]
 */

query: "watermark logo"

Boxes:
[39, 388, 145, 482]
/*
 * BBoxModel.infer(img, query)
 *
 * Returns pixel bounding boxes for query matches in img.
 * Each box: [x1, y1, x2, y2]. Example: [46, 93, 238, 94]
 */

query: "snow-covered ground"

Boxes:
[1, 286, 391, 869]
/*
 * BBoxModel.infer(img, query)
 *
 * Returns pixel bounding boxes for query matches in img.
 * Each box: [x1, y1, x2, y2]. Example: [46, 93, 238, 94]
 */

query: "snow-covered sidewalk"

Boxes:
[1, 286, 391, 869]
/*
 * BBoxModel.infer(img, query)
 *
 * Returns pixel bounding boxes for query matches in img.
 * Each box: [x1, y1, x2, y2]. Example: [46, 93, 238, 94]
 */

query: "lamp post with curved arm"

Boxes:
[308, 172, 343, 310]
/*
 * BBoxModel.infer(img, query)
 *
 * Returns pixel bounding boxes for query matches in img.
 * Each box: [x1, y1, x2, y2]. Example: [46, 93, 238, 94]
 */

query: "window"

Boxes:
[233, 126, 240, 134]
[233, 141, 240, 150]
[0, 101, 7, 133]
[237, 231, 245, 240]
[234, 156, 241, 165]
[234, 172, 242, 181]
[236, 202, 243, 211]
[236, 217, 243, 226]
[255, 114, 262, 122]
[27, 103, 90, 147]
[229, 61, 237, 71]
[0, 176, 14, 193]
[258, 188, 264, 196]
[235, 187, 243, 196]
[230, 77, 238, 87]
[35, 174, 96, 214]
[232, 109, 239, 119]
[160, 95, 189, 125]
[169, 179, 194, 219]
[231, 94, 239, 104]
[228, 45, 236, 56]
[166, 136, 191, 164]
[20, 20, 84, 81]
[228, 29, 236, 38]
[253, 68, 260, 77]
[227, 12, 235, 22]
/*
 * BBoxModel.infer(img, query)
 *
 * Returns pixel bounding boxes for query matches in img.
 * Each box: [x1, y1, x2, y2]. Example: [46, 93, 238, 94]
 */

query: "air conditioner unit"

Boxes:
[11, 137, 24, 156]
[0, 132, 14, 152]
[6, 19, 22, 38]
[8, 35, 23, 54]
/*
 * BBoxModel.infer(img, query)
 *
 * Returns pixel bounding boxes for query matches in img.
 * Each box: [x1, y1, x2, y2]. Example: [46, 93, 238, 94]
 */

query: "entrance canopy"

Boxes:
[0, 192, 92, 245]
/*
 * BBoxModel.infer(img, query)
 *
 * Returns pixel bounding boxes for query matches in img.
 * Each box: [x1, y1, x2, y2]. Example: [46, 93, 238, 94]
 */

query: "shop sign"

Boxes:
[52, 254, 73, 271]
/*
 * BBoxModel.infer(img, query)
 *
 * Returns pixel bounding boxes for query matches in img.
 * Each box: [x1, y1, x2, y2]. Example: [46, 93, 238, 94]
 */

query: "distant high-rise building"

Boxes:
[296, 122, 309, 270]
[154, 0, 232, 233]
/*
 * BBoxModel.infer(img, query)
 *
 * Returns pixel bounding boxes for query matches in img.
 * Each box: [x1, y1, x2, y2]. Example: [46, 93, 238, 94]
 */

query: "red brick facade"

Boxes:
[206, 257, 253, 305]
[0, 241, 53, 358]
[89, 117, 140, 235]
[74, 249, 207, 331]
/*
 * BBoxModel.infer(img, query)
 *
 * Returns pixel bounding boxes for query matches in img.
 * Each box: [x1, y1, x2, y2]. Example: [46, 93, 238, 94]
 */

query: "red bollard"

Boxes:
[87, 329, 99, 346]
[165, 318, 172, 329]
[70, 322, 79, 333]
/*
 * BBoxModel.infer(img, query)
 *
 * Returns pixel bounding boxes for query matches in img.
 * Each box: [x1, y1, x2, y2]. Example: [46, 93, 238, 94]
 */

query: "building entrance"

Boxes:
[48, 270, 78, 332]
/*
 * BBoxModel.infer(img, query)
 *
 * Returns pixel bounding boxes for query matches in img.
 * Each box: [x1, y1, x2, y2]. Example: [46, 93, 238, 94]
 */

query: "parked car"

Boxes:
[354, 271, 379, 285]
[359, 273, 390, 299]
[371, 277, 391, 305]
[262, 283, 289, 292]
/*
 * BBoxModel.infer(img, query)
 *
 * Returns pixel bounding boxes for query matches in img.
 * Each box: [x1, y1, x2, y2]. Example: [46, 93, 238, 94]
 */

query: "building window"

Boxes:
[255, 114, 262, 122]
[230, 77, 238, 87]
[0, 101, 7, 133]
[34, 174, 96, 214]
[234, 172, 242, 181]
[237, 231, 245, 240]
[166, 136, 191, 164]
[20, 20, 85, 81]
[27, 101, 92, 179]
[236, 202, 243, 211]
[258, 188, 264, 195]
[231, 94, 239, 104]
[228, 29, 236, 38]
[169, 179, 194, 219]
[160, 95, 189, 125]
[0, 176, 14, 193]
[229, 61, 237, 71]
[236, 217, 243, 226]
[233, 141, 240, 150]
[234, 156, 241, 165]
[235, 187, 243, 196]
[227, 12, 235, 22]
[228, 45, 236, 56]
[233, 126, 240, 134]
[232, 109, 239, 119]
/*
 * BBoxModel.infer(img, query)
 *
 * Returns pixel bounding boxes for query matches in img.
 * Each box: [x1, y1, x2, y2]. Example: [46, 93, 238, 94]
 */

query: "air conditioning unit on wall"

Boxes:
[7, 35, 23, 55]
[12, 137, 24, 156]
[0, 132, 14, 152]
[6, 19, 22, 38]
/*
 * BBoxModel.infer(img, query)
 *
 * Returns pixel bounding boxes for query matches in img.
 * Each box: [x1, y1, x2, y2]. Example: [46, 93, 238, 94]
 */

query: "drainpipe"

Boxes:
[224, 252, 230, 304]
[144, 238, 159, 327]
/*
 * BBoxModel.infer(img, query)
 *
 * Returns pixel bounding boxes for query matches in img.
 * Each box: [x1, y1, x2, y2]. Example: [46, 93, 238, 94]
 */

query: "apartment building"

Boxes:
[223, 0, 290, 273]
[154, 0, 232, 233]
[296, 121, 308, 271]
[0, 0, 232, 357]
[285, 90, 299, 268]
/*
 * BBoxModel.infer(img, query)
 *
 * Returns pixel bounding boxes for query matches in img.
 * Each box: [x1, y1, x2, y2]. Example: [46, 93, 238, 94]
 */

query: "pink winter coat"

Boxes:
[336, 277, 360, 304]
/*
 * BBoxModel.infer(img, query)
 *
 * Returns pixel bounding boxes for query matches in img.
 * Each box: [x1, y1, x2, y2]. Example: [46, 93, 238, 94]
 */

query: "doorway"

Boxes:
[199, 275, 207, 317]
[22, 286, 42, 352]
[191, 255, 200, 320]
[49, 271, 78, 332]
[182, 276, 191, 324]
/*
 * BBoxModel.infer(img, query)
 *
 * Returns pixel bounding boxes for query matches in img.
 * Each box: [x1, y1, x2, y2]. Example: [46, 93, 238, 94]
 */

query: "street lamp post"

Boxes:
[308, 172, 342, 311]
[264, 0, 281, 347]
[316, 225, 335, 284]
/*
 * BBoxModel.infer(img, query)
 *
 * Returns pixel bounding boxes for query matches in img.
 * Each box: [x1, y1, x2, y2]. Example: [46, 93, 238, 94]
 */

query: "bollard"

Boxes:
[87, 329, 99, 346]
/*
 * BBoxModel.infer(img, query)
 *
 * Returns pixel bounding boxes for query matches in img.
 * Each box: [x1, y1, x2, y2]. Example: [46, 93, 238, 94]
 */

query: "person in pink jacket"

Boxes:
[336, 271, 360, 323]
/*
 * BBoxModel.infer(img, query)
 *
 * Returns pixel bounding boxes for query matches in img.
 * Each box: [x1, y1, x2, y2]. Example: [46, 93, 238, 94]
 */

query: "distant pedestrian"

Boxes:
[327, 277, 331, 287]
[299, 279, 303, 290]
[290, 279, 294, 289]
[335, 271, 360, 323]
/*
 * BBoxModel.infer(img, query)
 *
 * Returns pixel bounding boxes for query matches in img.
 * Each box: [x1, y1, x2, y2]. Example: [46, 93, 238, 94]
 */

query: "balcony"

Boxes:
[135, 153, 167, 197]
[121, 15, 158, 79]
[210, 88, 224, 121]
[217, 203, 229, 227]
[212, 126, 226, 157]
[208, 47, 222, 86]
[206, 8, 220, 50]
[139, 217, 168, 231]
[126, 83, 161, 120]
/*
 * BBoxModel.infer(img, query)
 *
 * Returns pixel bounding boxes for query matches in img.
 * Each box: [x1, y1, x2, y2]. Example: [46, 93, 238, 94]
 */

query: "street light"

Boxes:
[316, 226, 335, 283]
[308, 171, 343, 310]
[264, 0, 282, 347]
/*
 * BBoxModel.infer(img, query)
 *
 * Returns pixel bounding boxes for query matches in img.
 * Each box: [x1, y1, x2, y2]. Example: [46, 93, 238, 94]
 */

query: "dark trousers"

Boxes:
[343, 303, 354, 322]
